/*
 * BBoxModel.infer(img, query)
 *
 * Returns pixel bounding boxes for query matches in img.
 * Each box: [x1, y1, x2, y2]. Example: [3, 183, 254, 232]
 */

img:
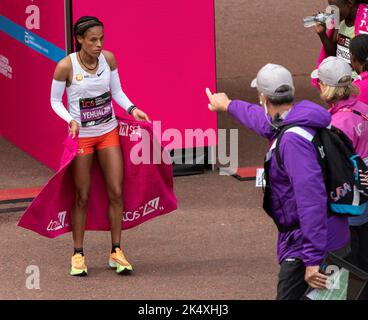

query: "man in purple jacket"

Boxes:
[206, 63, 350, 300]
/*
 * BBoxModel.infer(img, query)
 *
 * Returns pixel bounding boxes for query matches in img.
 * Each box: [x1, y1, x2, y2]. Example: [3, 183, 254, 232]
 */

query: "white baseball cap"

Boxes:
[251, 63, 295, 98]
[311, 56, 352, 87]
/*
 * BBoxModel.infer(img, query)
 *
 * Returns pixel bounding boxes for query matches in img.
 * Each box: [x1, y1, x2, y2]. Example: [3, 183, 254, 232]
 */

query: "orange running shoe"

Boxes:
[70, 253, 88, 276]
[109, 248, 133, 274]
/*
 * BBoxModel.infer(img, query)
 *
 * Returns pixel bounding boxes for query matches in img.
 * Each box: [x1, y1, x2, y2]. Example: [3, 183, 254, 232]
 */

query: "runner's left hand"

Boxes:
[132, 108, 151, 122]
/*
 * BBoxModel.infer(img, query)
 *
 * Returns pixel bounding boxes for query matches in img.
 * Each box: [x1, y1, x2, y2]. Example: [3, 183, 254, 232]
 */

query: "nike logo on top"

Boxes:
[97, 69, 105, 77]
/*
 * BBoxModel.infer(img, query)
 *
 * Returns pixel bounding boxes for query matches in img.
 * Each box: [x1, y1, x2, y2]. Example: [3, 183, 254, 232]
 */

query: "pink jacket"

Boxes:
[329, 96, 368, 162]
[18, 116, 178, 238]
[354, 71, 368, 105]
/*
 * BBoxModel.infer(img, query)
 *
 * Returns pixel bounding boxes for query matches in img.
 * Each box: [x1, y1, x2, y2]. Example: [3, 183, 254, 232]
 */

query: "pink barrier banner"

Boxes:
[18, 117, 178, 238]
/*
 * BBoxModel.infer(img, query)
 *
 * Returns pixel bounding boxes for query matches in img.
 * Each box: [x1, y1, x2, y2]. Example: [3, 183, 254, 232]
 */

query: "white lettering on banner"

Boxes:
[122, 197, 163, 222]
[142, 197, 160, 216]
[24, 31, 49, 54]
[361, 7, 368, 31]
[24, 31, 30, 44]
[46, 211, 68, 231]
[123, 210, 140, 222]
[0, 55, 13, 79]
[119, 122, 142, 138]
[131, 125, 142, 138]
[119, 122, 129, 136]
[25, 4, 40, 30]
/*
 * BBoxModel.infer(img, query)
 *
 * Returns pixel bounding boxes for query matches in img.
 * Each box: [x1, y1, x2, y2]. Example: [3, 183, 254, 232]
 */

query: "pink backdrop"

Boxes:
[1, 0, 217, 171]
[0, 0, 67, 171]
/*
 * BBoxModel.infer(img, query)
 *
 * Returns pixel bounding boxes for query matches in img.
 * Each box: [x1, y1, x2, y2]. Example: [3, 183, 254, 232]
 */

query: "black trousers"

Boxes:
[276, 258, 308, 300]
[276, 244, 351, 300]
[347, 223, 368, 273]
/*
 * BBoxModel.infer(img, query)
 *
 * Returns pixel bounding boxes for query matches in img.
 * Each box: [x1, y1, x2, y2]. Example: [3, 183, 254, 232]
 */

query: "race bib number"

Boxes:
[79, 92, 112, 127]
[336, 34, 352, 64]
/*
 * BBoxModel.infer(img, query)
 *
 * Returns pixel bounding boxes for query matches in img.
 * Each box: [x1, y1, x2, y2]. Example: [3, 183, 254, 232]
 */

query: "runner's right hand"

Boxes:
[69, 120, 80, 139]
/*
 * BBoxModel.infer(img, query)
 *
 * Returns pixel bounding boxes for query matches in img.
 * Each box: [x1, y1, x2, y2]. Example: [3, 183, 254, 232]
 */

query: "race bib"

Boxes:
[336, 34, 352, 64]
[79, 92, 112, 127]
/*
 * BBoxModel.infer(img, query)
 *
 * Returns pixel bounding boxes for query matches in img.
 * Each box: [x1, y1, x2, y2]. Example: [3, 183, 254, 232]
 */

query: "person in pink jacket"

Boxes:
[350, 34, 368, 104]
[312, 56, 368, 273]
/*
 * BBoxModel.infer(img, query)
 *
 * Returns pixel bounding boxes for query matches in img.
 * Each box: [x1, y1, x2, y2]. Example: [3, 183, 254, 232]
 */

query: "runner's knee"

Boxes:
[107, 186, 122, 205]
[75, 189, 90, 209]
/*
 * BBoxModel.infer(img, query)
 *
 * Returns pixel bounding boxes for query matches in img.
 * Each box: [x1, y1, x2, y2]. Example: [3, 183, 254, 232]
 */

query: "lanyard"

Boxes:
[338, 108, 368, 122]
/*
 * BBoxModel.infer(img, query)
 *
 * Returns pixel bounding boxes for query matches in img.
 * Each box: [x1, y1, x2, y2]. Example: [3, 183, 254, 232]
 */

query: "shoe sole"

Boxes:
[109, 259, 133, 274]
[70, 267, 88, 277]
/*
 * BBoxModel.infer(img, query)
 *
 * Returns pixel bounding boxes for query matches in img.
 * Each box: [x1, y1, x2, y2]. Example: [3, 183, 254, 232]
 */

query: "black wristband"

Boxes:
[126, 105, 137, 115]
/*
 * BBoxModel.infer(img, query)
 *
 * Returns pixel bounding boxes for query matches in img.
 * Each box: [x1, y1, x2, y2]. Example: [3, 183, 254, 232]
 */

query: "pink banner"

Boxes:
[18, 116, 178, 238]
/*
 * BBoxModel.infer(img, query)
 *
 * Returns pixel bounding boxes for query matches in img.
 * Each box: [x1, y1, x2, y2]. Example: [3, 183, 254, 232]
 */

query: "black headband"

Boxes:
[74, 19, 103, 36]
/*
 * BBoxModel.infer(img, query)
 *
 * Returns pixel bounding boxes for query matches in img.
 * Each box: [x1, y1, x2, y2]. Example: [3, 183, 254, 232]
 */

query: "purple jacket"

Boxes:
[228, 99, 350, 266]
